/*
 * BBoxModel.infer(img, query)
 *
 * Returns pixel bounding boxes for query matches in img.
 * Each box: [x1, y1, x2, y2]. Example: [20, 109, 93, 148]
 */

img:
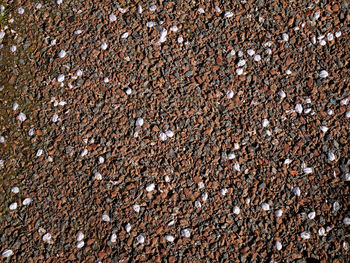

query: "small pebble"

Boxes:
[181, 229, 191, 238]
[11, 186, 19, 193]
[133, 204, 140, 213]
[275, 241, 282, 251]
[233, 206, 240, 215]
[76, 232, 84, 242]
[23, 198, 32, 205]
[110, 233, 117, 242]
[57, 74, 65, 82]
[262, 119, 269, 127]
[2, 249, 13, 258]
[318, 227, 325, 236]
[227, 90, 234, 99]
[137, 235, 145, 244]
[308, 211, 316, 219]
[9, 202, 17, 210]
[77, 241, 84, 249]
[300, 232, 310, 239]
[146, 183, 155, 192]
[125, 223, 132, 233]
[109, 14, 116, 22]
[42, 233, 52, 242]
[102, 214, 111, 222]
[165, 235, 175, 242]
[101, 42, 108, 50]
[261, 203, 270, 211]
[343, 217, 350, 225]
[275, 209, 283, 217]
[58, 50, 66, 58]
[319, 70, 328, 78]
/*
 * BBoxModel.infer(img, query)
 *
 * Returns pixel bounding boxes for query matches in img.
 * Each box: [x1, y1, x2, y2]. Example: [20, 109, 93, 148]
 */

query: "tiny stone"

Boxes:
[261, 202, 270, 211]
[165, 235, 175, 242]
[233, 206, 240, 215]
[343, 217, 350, 225]
[308, 211, 316, 219]
[319, 70, 329, 78]
[146, 183, 155, 192]
[23, 198, 32, 205]
[77, 241, 84, 249]
[300, 232, 310, 239]
[181, 229, 191, 238]
[18, 112, 26, 121]
[125, 223, 132, 233]
[9, 202, 17, 210]
[275, 241, 282, 251]
[275, 209, 283, 217]
[102, 214, 111, 222]
[137, 235, 145, 244]
[318, 227, 325, 236]
[2, 249, 13, 258]
[110, 233, 117, 242]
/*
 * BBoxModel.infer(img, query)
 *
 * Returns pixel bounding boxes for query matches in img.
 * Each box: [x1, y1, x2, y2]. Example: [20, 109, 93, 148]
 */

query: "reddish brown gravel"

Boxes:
[0, 1, 349, 262]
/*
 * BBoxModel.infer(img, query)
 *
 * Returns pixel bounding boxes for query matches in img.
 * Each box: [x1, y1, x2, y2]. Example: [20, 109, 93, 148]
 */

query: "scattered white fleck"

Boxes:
[215, 6, 221, 13]
[74, 29, 82, 35]
[234, 163, 240, 171]
[104, 77, 109, 83]
[278, 90, 286, 98]
[320, 126, 329, 133]
[23, 198, 32, 205]
[18, 7, 24, 14]
[236, 68, 243, 75]
[327, 109, 333, 115]
[125, 223, 132, 233]
[57, 74, 65, 82]
[133, 204, 140, 213]
[198, 7, 205, 13]
[344, 173, 350, 181]
[220, 188, 228, 196]
[102, 214, 111, 222]
[335, 31, 342, 38]
[110, 233, 117, 242]
[234, 143, 240, 150]
[58, 50, 66, 58]
[314, 11, 320, 20]
[101, 42, 108, 50]
[262, 119, 269, 127]
[295, 104, 303, 114]
[165, 175, 170, 182]
[275, 241, 282, 251]
[282, 33, 289, 42]
[227, 90, 234, 99]
[77, 241, 84, 249]
[28, 128, 34, 136]
[343, 241, 349, 251]
[201, 192, 208, 202]
[319, 39, 326, 46]
[51, 114, 59, 123]
[195, 201, 201, 208]
[51, 39, 57, 46]
[10, 45, 16, 52]
[343, 217, 350, 225]
[340, 98, 349, 105]
[165, 130, 174, 138]
[170, 26, 178, 32]
[138, 5, 143, 14]
[11, 186, 19, 193]
[261, 202, 270, 211]
[327, 33, 334, 41]
[225, 11, 233, 18]
[318, 227, 325, 236]
[0, 31, 4, 39]
[42, 233, 52, 242]
[35, 3, 42, 9]
[94, 172, 102, 180]
[308, 211, 316, 219]
[233, 206, 240, 215]
[121, 32, 129, 39]
[126, 88, 132, 95]
[237, 59, 246, 67]
[149, 4, 157, 11]
[292, 186, 301, 196]
[198, 182, 204, 189]
[13, 102, 19, 111]
[311, 36, 316, 44]
[146, 21, 155, 28]
[81, 149, 88, 157]
[146, 183, 155, 192]
[118, 7, 126, 13]
[328, 152, 336, 162]
[2, 249, 13, 258]
[286, 69, 292, 75]
[159, 28, 168, 43]
[247, 49, 255, 56]
[275, 209, 283, 217]
[137, 235, 145, 244]
[36, 149, 43, 157]
[266, 48, 272, 55]
[98, 156, 104, 164]
[300, 231, 310, 239]
[0, 136, 4, 143]
[136, 117, 144, 127]
[165, 235, 175, 242]
[181, 229, 191, 238]
[168, 220, 175, 226]
[57, 0, 63, 4]
[246, 198, 250, 204]
[303, 167, 313, 174]
[109, 14, 117, 22]
[177, 36, 184, 43]
[284, 159, 292, 165]
[304, 108, 312, 114]
[333, 201, 340, 212]
[76, 232, 84, 242]
[9, 202, 17, 210]
[227, 152, 235, 160]
[319, 70, 328, 78]
[18, 112, 26, 122]
[76, 69, 83, 77]
[253, 54, 261, 62]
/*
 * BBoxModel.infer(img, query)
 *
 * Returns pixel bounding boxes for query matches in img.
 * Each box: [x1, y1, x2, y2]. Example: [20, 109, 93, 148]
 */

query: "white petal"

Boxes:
[2, 249, 13, 258]
[181, 229, 191, 238]
[165, 234, 175, 242]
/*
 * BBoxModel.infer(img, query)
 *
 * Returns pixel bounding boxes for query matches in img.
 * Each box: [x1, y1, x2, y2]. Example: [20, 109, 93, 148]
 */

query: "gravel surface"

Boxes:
[0, 0, 349, 262]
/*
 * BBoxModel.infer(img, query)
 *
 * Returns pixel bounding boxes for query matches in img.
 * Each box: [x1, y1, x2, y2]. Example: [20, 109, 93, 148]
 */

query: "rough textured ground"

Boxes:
[0, 0, 349, 262]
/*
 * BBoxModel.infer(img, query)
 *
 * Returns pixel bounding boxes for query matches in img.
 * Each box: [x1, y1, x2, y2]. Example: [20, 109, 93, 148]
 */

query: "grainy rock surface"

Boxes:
[0, 1, 349, 262]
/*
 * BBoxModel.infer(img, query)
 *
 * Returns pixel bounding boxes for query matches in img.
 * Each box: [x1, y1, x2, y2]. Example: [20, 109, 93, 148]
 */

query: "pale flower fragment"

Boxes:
[81, 149, 88, 156]
[262, 119, 269, 127]
[159, 28, 168, 43]
[295, 104, 303, 114]
[133, 204, 140, 213]
[137, 235, 145, 244]
[101, 42, 108, 50]
[18, 112, 26, 121]
[11, 186, 19, 193]
[278, 90, 286, 98]
[292, 186, 301, 196]
[102, 214, 111, 222]
[320, 126, 328, 133]
[227, 152, 235, 160]
[23, 197, 32, 205]
[335, 31, 342, 38]
[275, 241, 282, 251]
[9, 202, 17, 210]
[233, 206, 240, 215]
[165, 235, 175, 242]
[343, 217, 350, 225]
[236, 68, 243, 75]
[94, 172, 102, 180]
[261, 202, 270, 211]
[2, 249, 13, 258]
[58, 50, 66, 58]
[181, 229, 191, 238]
[51, 114, 59, 123]
[301, 231, 310, 239]
[308, 211, 316, 219]
[77, 241, 84, 248]
[318, 227, 325, 236]
[227, 90, 234, 99]
[121, 32, 129, 39]
[110, 233, 117, 242]
[234, 163, 240, 171]
[136, 117, 144, 127]
[328, 152, 336, 161]
[165, 130, 174, 138]
[319, 70, 328, 78]
[282, 33, 289, 42]
[43, 233, 52, 242]
[109, 14, 117, 22]
[220, 188, 228, 196]
[36, 149, 43, 157]
[125, 223, 132, 233]
[275, 209, 283, 217]
[0, 136, 4, 143]
[76, 232, 84, 242]
[57, 74, 65, 82]
[225, 11, 233, 18]
[146, 183, 155, 192]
